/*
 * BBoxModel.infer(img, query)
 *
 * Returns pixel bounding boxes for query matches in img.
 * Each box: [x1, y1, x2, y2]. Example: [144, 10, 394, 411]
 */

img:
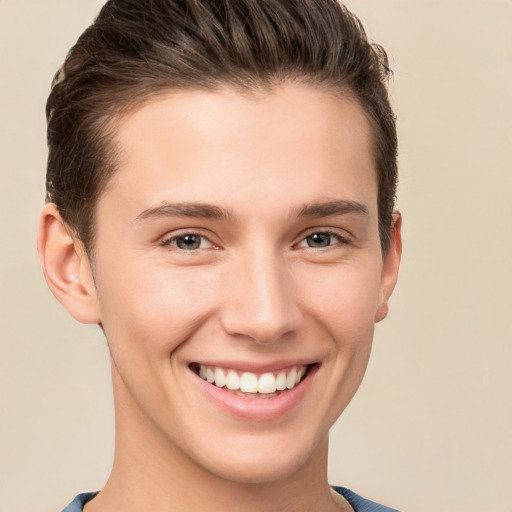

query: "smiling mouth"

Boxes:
[189, 363, 311, 399]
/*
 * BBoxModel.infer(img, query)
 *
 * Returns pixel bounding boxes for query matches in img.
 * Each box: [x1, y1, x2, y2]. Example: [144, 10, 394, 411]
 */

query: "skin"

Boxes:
[39, 83, 401, 512]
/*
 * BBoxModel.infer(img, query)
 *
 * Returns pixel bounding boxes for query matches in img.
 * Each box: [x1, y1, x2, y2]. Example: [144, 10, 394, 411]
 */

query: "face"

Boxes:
[86, 83, 400, 484]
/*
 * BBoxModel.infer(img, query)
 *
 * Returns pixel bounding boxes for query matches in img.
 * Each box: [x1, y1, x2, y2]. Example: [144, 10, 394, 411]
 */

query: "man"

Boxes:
[38, 1, 402, 510]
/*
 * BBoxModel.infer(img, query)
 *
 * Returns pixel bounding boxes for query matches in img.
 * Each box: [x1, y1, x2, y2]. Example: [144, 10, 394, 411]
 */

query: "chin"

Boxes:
[191, 430, 325, 485]
[204, 455, 308, 485]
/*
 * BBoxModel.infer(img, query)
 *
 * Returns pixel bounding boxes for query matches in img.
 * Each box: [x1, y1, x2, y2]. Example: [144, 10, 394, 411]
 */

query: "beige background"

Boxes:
[1, 1, 511, 511]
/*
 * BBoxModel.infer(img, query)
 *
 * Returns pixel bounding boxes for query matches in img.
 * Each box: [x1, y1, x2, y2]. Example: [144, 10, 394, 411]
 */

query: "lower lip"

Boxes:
[191, 366, 317, 422]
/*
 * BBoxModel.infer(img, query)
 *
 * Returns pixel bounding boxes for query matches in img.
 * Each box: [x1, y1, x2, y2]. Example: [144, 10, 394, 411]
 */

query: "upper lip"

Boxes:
[189, 359, 318, 374]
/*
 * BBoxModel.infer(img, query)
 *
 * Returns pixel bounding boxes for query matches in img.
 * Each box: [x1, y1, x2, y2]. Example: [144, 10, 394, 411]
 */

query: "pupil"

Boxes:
[177, 235, 200, 250]
[308, 233, 330, 247]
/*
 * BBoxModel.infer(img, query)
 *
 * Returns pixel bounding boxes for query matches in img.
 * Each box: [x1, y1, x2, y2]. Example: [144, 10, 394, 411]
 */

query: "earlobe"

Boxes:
[38, 203, 101, 324]
[375, 212, 402, 323]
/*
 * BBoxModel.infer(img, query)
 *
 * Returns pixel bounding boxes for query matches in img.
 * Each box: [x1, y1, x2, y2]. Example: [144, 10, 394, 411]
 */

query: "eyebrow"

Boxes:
[295, 199, 369, 219]
[135, 201, 233, 222]
[134, 199, 368, 224]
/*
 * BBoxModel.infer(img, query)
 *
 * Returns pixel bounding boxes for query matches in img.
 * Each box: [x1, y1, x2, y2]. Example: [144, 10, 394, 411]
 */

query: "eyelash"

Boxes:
[160, 232, 214, 251]
[160, 229, 351, 252]
[295, 230, 351, 249]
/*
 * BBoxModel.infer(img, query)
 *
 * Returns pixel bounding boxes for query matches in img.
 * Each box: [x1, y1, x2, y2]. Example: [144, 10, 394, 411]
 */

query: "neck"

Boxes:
[85, 365, 348, 512]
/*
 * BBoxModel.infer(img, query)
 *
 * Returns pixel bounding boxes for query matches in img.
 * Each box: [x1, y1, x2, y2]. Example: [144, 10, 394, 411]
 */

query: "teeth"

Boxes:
[226, 370, 240, 390]
[276, 371, 287, 391]
[197, 364, 308, 394]
[206, 367, 215, 383]
[286, 368, 297, 389]
[240, 372, 258, 393]
[258, 373, 276, 394]
[214, 367, 226, 388]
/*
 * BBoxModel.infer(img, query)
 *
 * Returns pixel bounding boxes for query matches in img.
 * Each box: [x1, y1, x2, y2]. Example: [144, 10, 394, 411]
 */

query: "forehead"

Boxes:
[102, 83, 377, 221]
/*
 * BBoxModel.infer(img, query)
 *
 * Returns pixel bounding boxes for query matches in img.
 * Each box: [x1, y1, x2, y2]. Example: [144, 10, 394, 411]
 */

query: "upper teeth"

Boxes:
[199, 364, 307, 394]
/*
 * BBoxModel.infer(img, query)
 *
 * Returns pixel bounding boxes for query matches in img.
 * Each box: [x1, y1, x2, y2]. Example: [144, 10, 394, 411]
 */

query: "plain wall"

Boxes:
[0, 1, 511, 511]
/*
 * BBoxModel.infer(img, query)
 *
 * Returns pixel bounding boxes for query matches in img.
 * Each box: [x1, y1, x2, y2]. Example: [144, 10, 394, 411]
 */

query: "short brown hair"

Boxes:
[46, 0, 397, 252]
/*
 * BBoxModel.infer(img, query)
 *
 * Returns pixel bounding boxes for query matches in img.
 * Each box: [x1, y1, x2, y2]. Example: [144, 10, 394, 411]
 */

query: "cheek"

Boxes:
[300, 260, 383, 334]
[96, 259, 220, 358]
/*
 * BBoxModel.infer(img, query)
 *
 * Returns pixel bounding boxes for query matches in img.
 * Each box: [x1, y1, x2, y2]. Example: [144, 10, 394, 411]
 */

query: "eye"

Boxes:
[163, 233, 213, 251]
[297, 231, 345, 249]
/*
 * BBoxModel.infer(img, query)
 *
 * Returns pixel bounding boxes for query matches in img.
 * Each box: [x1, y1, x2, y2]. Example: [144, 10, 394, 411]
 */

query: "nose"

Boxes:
[219, 247, 302, 345]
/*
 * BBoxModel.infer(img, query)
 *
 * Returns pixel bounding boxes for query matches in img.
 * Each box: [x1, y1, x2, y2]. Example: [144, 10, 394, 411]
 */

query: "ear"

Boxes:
[375, 212, 402, 323]
[38, 203, 101, 324]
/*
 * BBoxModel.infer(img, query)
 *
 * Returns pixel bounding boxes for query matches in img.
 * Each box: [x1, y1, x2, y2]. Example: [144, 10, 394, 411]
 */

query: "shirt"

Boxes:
[62, 487, 400, 511]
